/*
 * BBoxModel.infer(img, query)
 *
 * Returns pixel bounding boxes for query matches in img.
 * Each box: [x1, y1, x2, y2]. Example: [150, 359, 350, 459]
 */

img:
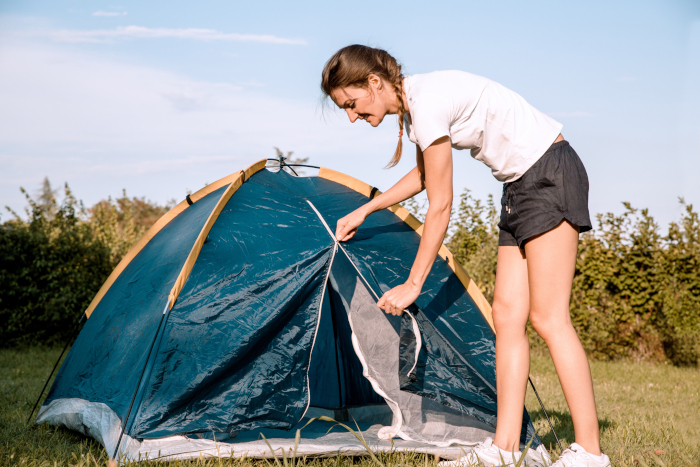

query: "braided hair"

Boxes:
[321, 45, 405, 168]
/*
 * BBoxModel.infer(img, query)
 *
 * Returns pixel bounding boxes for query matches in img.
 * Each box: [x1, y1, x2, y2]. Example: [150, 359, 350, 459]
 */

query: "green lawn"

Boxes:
[1, 348, 698, 466]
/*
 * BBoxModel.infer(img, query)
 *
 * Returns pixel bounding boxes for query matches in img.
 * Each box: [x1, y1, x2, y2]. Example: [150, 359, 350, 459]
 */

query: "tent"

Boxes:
[36, 160, 547, 462]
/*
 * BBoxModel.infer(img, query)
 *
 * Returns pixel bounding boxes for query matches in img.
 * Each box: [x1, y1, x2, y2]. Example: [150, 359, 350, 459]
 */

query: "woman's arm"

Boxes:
[335, 146, 426, 241]
[377, 136, 453, 315]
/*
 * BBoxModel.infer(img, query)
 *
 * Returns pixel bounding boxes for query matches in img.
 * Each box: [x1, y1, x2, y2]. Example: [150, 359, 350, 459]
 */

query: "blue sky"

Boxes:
[1, 0, 698, 229]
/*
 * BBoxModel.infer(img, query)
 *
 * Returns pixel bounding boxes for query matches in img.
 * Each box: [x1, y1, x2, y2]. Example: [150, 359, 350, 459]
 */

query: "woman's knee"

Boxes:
[492, 300, 529, 335]
[529, 310, 573, 342]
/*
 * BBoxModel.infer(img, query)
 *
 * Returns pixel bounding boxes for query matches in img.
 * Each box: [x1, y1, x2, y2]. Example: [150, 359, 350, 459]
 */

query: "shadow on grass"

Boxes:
[528, 408, 614, 450]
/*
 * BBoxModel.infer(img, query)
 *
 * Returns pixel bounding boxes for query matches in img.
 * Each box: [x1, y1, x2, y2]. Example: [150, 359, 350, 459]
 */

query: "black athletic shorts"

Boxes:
[498, 140, 592, 248]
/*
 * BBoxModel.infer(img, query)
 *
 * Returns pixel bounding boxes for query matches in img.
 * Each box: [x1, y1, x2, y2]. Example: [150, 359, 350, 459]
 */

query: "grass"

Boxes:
[527, 352, 700, 466]
[1, 347, 698, 466]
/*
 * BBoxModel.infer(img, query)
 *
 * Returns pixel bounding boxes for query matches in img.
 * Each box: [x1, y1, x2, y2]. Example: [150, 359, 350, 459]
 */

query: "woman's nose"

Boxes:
[345, 108, 358, 123]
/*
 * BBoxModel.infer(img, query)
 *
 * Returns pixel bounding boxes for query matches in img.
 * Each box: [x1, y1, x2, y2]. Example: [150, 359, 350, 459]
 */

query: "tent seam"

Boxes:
[84, 159, 267, 319]
[167, 162, 265, 309]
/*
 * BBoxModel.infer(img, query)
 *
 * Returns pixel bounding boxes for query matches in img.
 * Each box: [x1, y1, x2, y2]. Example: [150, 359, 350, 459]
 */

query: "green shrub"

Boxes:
[2, 178, 699, 366]
[659, 201, 700, 366]
[0, 183, 112, 347]
[446, 190, 499, 304]
[89, 190, 171, 265]
[0, 180, 170, 348]
[570, 205, 666, 361]
[441, 192, 700, 367]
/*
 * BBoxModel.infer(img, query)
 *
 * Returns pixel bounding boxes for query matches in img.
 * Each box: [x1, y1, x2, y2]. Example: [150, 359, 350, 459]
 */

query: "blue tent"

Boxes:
[37, 161, 545, 462]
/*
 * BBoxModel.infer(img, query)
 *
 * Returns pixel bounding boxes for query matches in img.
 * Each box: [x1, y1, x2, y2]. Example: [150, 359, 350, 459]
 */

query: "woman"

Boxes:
[321, 45, 610, 467]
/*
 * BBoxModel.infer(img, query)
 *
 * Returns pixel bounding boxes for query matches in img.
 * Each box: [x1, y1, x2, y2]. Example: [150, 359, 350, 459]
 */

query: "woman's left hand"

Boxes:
[377, 282, 421, 316]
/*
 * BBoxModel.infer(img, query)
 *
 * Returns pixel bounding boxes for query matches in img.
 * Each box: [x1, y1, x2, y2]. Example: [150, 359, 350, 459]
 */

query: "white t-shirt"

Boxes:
[403, 71, 563, 183]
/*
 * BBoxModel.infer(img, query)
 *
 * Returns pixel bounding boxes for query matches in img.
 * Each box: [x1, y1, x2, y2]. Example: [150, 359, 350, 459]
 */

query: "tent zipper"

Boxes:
[299, 242, 337, 422]
[305, 200, 423, 381]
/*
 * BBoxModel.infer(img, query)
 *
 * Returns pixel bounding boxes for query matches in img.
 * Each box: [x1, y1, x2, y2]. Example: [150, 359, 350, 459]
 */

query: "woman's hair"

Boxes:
[321, 45, 405, 168]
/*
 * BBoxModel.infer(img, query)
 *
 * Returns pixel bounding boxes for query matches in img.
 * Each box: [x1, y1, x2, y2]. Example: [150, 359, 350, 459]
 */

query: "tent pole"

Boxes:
[286, 164, 300, 177]
[266, 157, 300, 176]
[528, 377, 563, 452]
[27, 313, 86, 424]
[265, 159, 320, 173]
[112, 303, 169, 461]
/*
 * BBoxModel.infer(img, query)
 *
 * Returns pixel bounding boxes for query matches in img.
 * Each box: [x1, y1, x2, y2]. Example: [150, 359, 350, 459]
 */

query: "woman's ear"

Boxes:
[368, 73, 382, 90]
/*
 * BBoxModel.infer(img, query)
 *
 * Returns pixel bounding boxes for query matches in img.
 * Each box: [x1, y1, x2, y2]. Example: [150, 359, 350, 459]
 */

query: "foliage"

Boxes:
[89, 190, 171, 265]
[0, 182, 113, 348]
[407, 191, 700, 366]
[3, 348, 698, 466]
[0, 180, 170, 348]
[570, 204, 664, 361]
[400, 196, 428, 224]
[446, 190, 499, 304]
[2, 175, 699, 365]
[570, 202, 700, 365]
[660, 201, 700, 366]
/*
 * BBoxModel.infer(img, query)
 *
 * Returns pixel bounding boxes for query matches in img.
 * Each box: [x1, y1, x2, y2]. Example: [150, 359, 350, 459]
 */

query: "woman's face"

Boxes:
[330, 74, 394, 127]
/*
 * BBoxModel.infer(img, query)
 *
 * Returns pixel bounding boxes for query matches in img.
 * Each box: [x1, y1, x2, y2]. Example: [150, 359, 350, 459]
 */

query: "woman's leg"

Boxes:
[492, 245, 531, 452]
[524, 221, 601, 455]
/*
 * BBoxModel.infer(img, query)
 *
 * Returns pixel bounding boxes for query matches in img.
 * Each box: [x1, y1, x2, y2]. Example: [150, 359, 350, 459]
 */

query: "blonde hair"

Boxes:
[321, 45, 405, 168]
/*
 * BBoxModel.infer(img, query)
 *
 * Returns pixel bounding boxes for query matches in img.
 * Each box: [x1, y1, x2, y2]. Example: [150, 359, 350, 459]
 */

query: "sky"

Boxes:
[1, 0, 699, 230]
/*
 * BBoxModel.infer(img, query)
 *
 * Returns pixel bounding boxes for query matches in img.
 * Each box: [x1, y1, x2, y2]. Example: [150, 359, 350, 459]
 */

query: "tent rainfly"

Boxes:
[36, 160, 548, 462]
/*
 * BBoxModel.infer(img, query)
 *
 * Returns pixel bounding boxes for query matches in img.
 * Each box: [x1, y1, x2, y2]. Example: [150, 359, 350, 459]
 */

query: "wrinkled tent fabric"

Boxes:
[36, 161, 542, 462]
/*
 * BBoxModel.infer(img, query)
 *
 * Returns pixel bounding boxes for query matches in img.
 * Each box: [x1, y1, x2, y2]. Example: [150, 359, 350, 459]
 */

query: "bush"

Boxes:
[0, 183, 113, 347]
[2, 178, 699, 366]
[570, 205, 666, 361]
[446, 190, 499, 304]
[444, 192, 700, 367]
[89, 190, 171, 265]
[660, 201, 700, 366]
[0, 180, 171, 348]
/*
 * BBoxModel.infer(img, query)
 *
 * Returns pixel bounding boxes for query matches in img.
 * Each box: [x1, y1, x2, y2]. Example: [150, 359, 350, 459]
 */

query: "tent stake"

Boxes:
[112, 302, 169, 461]
[528, 376, 563, 452]
[27, 313, 86, 424]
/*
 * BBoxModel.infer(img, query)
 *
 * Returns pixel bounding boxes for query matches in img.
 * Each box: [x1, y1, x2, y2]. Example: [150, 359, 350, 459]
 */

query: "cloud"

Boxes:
[0, 43, 292, 149]
[31, 26, 307, 45]
[92, 11, 128, 17]
[547, 111, 595, 118]
[62, 155, 246, 177]
[0, 42, 392, 212]
[237, 80, 265, 87]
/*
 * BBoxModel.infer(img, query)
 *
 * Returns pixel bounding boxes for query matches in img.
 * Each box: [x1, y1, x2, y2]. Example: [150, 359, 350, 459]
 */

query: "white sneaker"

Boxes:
[524, 445, 552, 467]
[439, 438, 551, 467]
[551, 443, 611, 467]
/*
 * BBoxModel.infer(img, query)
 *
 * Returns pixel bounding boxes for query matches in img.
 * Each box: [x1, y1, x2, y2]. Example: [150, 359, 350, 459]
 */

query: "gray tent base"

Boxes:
[38, 400, 493, 461]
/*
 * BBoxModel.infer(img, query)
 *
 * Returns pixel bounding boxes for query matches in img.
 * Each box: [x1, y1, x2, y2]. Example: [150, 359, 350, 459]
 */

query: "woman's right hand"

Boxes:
[335, 206, 369, 242]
